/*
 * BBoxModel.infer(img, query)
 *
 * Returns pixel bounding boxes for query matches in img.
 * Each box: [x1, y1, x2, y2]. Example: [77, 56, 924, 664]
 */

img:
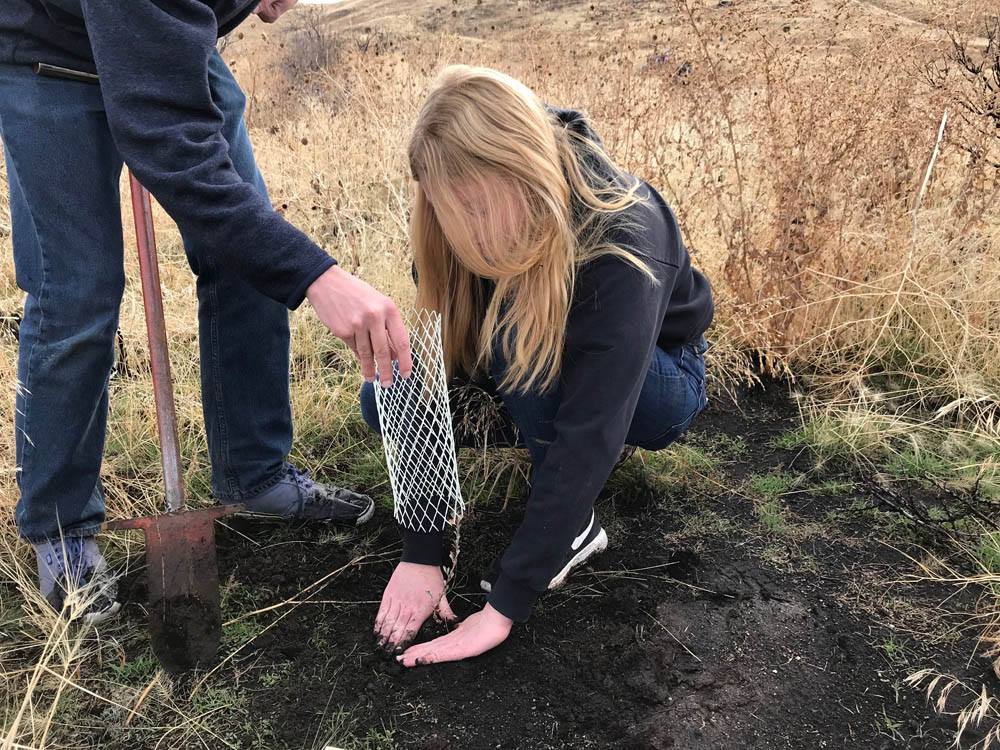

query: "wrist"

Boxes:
[398, 561, 442, 572]
[306, 264, 345, 300]
[400, 527, 447, 566]
[483, 603, 514, 631]
[487, 573, 538, 623]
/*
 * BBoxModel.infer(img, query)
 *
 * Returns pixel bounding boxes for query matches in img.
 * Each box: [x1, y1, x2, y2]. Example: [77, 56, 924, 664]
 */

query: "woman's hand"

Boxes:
[306, 266, 412, 387]
[396, 604, 513, 667]
[375, 562, 455, 652]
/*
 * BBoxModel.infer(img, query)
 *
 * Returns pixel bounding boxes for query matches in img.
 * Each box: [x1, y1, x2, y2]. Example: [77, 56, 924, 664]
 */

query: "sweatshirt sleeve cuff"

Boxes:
[286, 255, 337, 310]
[487, 573, 540, 623]
[399, 526, 446, 566]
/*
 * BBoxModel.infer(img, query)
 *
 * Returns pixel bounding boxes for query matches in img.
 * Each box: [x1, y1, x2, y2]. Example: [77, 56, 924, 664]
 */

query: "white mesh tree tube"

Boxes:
[373, 309, 465, 537]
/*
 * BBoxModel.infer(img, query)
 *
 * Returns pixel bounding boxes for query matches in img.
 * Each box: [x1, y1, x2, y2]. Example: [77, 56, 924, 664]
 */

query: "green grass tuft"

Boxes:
[747, 471, 799, 499]
[756, 498, 788, 534]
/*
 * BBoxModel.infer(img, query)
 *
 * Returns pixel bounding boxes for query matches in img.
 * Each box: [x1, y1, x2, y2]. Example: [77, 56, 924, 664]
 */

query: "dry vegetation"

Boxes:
[2, 0, 1000, 747]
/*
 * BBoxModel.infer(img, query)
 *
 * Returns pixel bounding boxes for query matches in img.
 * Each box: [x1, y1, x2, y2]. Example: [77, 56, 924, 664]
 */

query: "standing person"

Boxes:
[0, 0, 412, 622]
[362, 65, 714, 665]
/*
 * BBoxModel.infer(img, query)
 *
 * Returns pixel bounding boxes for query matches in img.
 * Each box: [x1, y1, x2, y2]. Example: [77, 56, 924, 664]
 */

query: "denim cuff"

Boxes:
[21, 522, 104, 545]
[217, 461, 287, 504]
[487, 573, 539, 623]
[399, 526, 446, 566]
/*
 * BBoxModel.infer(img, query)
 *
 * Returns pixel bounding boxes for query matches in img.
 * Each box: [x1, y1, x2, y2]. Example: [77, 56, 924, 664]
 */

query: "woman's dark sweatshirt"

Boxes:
[401, 108, 715, 623]
[0, 0, 335, 308]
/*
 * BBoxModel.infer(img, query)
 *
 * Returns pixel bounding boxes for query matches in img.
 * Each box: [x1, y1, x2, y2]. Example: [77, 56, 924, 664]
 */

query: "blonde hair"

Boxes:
[409, 64, 650, 392]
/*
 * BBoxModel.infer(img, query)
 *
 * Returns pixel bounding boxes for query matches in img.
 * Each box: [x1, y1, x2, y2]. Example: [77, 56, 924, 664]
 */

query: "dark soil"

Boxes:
[114, 381, 995, 749]
[148, 594, 221, 674]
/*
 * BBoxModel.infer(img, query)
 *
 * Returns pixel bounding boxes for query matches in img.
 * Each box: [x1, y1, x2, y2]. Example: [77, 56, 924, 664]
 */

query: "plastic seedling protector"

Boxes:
[373, 310, 465, 547]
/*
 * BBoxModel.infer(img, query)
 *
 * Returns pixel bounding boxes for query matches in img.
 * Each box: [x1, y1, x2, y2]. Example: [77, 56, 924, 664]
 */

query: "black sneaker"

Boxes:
[238, 463, 375, 525]
[614, 444, 637, 471]
[480, 510, 608, 593]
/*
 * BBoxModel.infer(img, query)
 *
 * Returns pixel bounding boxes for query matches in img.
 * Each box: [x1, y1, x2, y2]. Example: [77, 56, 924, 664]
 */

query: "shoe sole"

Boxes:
[480, 527, 609, 593]
[549, 527, 609, 589]
[234, 499, 376, 527]
[355, 499, 376, 525]
[81, 601, 122, 626]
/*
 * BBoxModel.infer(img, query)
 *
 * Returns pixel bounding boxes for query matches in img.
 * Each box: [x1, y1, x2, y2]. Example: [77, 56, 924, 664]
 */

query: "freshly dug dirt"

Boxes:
[113, 381, 994, 749]
[148, 594, 221, 674]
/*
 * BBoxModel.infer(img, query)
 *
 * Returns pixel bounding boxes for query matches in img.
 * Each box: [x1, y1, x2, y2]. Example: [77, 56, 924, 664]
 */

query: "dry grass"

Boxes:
[904, 526, 1000, 749]
[2, 0, 1000, 746]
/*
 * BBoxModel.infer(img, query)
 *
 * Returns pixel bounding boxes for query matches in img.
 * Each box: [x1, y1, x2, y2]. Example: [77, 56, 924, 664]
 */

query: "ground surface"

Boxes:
[99, 383, 993, 749]
[3, 2, 998, 747]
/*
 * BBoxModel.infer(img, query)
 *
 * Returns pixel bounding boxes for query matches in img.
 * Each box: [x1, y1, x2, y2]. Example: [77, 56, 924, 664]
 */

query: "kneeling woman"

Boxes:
[362, 65, 713, 666]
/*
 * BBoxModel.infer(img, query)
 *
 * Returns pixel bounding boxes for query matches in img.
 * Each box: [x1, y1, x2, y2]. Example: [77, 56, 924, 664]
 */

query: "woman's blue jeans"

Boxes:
[1, 53, 293, 542]
[360, 336, 709, 468]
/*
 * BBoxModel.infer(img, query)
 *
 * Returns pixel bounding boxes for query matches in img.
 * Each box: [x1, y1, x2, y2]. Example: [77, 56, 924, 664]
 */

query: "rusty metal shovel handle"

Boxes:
[128, 173, 185, 514]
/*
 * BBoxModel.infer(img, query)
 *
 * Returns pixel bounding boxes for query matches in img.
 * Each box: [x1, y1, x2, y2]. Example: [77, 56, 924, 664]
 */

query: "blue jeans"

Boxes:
[2, 53, 293, 542]
[360, 336, 709, 467]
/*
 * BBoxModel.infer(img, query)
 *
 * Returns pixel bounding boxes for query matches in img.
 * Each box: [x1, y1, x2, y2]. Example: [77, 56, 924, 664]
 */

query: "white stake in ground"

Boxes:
[373, 310, 465, 571]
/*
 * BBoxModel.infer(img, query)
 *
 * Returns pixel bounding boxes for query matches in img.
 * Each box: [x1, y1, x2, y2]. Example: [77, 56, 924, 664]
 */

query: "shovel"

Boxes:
[105, 173, 242, 672]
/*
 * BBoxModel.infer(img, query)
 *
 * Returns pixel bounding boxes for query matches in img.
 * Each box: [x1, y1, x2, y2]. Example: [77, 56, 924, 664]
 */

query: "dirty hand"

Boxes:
[306, 266, 413, 386]
[375, 562, 456, 652]
[254, 0, 298, 23]
[397, 604, 513, 667]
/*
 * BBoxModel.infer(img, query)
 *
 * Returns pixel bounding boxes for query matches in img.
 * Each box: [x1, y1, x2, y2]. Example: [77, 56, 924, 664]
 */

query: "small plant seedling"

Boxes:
[223, 618, 265, 649]
[974, 532, 1000, 575]
[772, 428, 806, 451]
[886, 450, 949, 481]
[714, 433, 749, 460]
[192, 686, 238, 715]
[747, 471, 799, 499]
[756, 498, 787, 535]
[876, 635, 908, 667]
[109, 652, 160, 683]
[812, 478, 854, 496]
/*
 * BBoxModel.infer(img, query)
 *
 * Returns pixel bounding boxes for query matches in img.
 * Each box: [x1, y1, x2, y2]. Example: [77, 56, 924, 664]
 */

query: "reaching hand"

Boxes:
[374, 562, 456, 652]
[254, 0, 298, 23]
[396, 604, 513, 667]
[306, 266, 413, 386]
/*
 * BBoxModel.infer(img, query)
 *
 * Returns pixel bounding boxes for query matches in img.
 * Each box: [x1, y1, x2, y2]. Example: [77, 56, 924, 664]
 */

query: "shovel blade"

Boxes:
[109, 505, 238, 672]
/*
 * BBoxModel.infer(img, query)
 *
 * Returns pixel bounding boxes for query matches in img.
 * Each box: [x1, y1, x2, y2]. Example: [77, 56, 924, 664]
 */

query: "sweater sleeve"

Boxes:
[488, 243, 679, 622]
[79, 0, 335, 309]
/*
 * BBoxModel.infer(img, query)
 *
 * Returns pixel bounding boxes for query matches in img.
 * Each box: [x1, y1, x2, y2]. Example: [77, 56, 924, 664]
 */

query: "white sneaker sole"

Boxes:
[355, 500, 376, 526]
[480, 527, 609, 593]
[548, 527, 608, 590]
[81, 600, 122, 626]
